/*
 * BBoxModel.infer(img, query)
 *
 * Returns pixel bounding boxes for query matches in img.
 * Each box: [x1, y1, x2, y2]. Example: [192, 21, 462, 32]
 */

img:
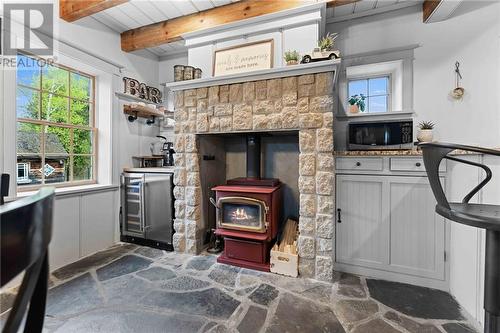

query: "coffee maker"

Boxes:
[156, 136, 175, 166]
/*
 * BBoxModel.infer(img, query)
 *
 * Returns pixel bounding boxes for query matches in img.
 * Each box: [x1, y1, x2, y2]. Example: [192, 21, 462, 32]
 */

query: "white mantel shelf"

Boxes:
[163, 59, 340, 92]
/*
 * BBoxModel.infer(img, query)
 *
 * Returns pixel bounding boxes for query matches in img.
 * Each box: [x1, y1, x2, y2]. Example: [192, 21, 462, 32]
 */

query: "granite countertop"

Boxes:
[335, 147, 500, 157]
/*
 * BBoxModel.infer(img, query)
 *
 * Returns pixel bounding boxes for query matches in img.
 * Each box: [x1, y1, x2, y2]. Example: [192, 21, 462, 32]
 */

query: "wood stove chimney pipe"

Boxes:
[246, 135, 261, 179]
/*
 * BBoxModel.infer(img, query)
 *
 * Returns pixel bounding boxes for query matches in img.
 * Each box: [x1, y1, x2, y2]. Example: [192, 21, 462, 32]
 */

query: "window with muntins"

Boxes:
[16, 53, 97, 189]
[348, 76, 390, 113]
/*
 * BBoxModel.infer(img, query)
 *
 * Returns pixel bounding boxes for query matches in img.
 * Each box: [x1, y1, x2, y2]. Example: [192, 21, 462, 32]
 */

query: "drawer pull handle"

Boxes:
[337, 208, 342, 223]
[416, 162, 422, 167]
[356, 162, 361, 167]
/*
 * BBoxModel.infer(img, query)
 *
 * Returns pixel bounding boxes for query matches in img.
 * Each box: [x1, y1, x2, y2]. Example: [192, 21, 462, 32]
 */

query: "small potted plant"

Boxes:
[348, 94, 366, 114]
[319, 32, 336, 51]
[284, 50, 300, 66]
[417, 121, 435, 142]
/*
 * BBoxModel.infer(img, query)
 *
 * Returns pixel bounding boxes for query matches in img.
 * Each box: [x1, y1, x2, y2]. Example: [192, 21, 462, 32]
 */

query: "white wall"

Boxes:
[329, 1, 500, 147]
[328, 1, 500, 327]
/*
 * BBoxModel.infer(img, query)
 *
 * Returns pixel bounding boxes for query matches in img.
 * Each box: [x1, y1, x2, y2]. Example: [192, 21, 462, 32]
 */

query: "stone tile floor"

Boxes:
[1, 243, 479, 333]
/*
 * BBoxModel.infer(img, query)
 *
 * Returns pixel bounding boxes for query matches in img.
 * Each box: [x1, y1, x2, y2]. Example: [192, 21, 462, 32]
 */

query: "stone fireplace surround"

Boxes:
[169, 63, 337, 281]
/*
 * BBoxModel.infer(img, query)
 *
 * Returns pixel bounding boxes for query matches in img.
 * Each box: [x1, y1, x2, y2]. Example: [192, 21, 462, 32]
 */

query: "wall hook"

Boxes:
[146, 116, 156, 126]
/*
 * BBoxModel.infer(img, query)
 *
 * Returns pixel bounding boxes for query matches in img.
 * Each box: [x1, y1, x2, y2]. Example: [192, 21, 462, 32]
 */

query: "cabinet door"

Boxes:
[388, 176, 445, 280]
[336, 175, 389, 269]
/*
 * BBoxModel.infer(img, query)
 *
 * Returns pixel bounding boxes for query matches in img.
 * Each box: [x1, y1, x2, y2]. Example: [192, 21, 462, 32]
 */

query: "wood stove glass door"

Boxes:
[218, 197, 267, 233]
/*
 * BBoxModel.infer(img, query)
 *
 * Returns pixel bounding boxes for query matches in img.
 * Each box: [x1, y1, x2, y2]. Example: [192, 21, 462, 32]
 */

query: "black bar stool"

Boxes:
[0, 174, 9, 205]
[420, 142, 500, 333]
[0, 187, 55, 333]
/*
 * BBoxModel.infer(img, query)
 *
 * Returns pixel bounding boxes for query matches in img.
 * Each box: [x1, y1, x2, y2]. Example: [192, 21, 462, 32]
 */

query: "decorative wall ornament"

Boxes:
[123, 77, 162, 104]
[213, 39, 274, 76]
[451, 61, 465, 100]
[301, 33, 340, 64]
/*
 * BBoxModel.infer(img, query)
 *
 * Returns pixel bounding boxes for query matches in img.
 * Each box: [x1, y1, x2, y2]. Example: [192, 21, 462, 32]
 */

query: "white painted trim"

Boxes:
[7, 184, 118, 201]
[183, 3, 324, 47]
[164, 59, 340, 91]
[335, 262, 449, 291]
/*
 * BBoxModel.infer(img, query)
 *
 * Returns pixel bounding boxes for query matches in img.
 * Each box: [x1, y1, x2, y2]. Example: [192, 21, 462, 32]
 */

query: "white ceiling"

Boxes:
[326, 0, 422, 23]
[90, 0, 421, 58]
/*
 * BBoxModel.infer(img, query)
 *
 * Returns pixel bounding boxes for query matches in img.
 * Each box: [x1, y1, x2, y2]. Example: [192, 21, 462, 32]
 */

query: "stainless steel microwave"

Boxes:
[348, 119, 413, 150]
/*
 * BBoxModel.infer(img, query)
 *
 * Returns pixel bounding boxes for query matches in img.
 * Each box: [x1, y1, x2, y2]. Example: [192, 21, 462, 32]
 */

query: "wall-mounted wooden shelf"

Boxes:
[124, 104, 165, 118]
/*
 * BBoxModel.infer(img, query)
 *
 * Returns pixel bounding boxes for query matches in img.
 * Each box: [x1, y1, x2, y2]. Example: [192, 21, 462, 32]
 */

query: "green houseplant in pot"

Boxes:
[348, 94, 366, 114]
[319, 32, 336, 51]
[417, 121, 435, 142]
[284, 50, 300, 66]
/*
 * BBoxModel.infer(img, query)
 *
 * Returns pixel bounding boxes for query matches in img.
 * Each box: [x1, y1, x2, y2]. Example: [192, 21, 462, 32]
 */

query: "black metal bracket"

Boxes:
[127, 111, 138, 123]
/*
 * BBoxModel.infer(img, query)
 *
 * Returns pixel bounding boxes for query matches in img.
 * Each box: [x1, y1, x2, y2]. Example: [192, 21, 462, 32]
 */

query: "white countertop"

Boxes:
[123, 167, 175, 173]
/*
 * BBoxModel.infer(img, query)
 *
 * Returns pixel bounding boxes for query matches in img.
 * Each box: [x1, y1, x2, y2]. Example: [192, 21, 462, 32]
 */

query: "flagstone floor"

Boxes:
[1, 243, 479, 333]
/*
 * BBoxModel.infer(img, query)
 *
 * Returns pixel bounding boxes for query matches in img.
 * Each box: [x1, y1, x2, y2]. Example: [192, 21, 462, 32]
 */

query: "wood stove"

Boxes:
[212, 135, 282, 272]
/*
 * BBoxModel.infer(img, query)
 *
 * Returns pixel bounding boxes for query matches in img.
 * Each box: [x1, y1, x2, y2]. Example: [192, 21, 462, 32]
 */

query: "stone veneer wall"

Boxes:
[172, 72, 335, 281]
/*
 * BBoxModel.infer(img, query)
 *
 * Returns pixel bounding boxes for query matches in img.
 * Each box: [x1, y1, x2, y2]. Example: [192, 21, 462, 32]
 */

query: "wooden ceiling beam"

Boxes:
[422, 0, 442, 22]
[60, 0, 128, 22]
[120, 0, 358, 52]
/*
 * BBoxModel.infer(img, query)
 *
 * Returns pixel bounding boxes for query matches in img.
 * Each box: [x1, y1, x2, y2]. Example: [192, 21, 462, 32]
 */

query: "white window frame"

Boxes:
[2, 43, 117, 196]
[16, 162, 30, 183]
[336, 45, 416, 119]
[15, 53, 97, 191]
[347, 75, 392, 113]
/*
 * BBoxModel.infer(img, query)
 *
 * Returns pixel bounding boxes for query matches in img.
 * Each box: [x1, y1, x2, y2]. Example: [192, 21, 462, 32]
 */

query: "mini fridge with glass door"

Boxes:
[120, 171, 174, 251]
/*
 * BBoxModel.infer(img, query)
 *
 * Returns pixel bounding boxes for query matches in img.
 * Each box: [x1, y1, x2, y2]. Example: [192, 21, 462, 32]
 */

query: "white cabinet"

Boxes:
[336, 175, 388, 269]
[387, 176, 445, 280]
[335, 172, 447, 289]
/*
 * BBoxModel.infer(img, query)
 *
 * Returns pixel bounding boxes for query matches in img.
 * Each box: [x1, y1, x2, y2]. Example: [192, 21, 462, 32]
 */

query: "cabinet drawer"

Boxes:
[336, 157, 383, 171]
[390, 157, 446, 172]
[225, 238, 264, 263]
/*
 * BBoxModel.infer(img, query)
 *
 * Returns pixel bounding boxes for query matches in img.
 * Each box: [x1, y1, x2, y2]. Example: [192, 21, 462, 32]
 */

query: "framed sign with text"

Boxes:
[213, 39, 274, 77]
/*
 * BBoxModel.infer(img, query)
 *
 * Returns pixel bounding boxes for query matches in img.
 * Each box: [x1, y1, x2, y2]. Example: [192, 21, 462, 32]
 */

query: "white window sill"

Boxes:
[335, 110, 414, 120]
[11, 184, 119, 201]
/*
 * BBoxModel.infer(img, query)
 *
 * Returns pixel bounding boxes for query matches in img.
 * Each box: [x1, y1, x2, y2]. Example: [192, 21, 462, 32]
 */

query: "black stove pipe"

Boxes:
[246, 135, 261, 179]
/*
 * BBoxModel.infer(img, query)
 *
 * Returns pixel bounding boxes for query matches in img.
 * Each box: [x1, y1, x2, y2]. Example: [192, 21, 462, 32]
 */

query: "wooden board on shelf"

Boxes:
[132, 156, 164, 159]
[123, 104, 165, 119]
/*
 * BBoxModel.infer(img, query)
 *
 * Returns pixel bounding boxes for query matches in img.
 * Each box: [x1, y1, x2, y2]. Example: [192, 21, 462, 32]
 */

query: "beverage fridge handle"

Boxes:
[139, 181, 146, 232]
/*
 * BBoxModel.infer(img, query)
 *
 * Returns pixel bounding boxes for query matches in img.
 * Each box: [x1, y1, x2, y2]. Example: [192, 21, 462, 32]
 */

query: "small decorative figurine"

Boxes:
[301, 32, 340, 63]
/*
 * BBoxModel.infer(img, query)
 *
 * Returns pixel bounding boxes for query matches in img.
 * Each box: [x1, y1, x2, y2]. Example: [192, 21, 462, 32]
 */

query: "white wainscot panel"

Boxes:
[50, 196, 80, 270]
[80, 190, 117, 257]
[447, 156, 483, 323]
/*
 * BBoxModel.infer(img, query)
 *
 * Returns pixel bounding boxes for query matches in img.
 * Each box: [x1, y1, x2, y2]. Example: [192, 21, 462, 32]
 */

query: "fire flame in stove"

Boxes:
[232, 208, 249, 220]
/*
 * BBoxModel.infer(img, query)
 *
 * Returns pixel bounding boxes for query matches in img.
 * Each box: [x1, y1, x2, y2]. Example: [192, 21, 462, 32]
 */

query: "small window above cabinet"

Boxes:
[337, 45, 416, 119]
[348, 76, 391, 113]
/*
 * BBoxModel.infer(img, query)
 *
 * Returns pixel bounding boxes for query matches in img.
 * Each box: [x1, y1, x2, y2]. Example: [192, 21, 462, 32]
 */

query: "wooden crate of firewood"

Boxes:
[270, 218, 298, 277]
